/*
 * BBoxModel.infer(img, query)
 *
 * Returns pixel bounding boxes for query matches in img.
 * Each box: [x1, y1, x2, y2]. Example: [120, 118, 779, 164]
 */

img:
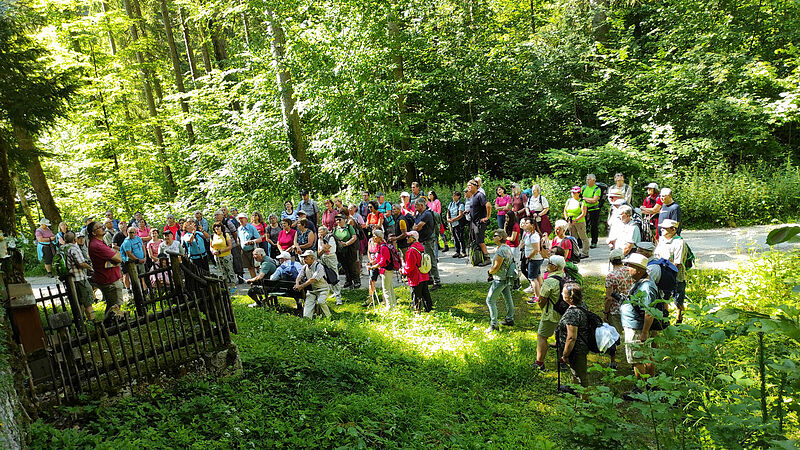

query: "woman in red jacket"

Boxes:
[401, 231, 432, 312]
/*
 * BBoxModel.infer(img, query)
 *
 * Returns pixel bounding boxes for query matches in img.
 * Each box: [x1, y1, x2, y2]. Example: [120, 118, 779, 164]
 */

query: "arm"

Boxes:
[302, 231, 316, 250]
[488, 255, 504, 275]
[110, 250, 122, 264]
[560, 325, 579, 360]
[641, 314, 654, 339]
[583, 188, 600, 205]
[482, 202, 492, 223]
[575, 203, 587, 222]
[509, 230, 518, 243]
[642, 203, 662, 215]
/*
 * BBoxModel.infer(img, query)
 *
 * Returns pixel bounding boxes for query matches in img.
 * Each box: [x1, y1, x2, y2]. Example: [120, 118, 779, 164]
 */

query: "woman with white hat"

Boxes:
[35, 218, 57, 277]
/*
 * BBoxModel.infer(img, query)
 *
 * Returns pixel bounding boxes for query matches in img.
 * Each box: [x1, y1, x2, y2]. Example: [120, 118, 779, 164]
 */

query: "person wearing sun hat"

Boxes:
[563, 186, 589, 258]
[620, 252, 659, 382]
[604, 247, 632, 369]
[294, 249, 331, 319]
[533, 254, 566, 371]
[35, 218, 57, 276]
[655, 219, 688, 323]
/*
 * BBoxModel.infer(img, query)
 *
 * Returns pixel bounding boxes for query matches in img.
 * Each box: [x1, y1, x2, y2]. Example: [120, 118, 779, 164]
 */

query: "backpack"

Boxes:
[279, 262, 300, 281]
[543, 275, 569, 315]
[648, 258, 678, 300]
[563, 236, 582, 264]
[412, 246, 432, 274]
[381, 243, 402, 271]
[674, 236, 695, 269]
[629, 211, 652, 243]
[53, 244, 71, 278]
[322, 263, 339, 286]
[469, 244, 487, 267]
[595, 182, 608, 207]
[497, 246, 517, 281]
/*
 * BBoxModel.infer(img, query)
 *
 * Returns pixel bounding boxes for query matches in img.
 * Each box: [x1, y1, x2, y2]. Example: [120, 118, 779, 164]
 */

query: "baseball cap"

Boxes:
[400, 191, 410, 198]
[300, 250, 316, 258]
[609, 248, 624, 261]
[407, 230, 419, 240]
[237, 213, 248, 219]
[635, 241, 655, 251]
[646, 182, 659, 190]
[570, 186, 581, 194]
[660, 188, 672, 197]
[659, 219, 679, 229]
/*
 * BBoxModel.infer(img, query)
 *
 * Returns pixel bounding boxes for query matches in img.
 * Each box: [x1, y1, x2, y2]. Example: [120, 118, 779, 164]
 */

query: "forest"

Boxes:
[0, 0, 798, 233]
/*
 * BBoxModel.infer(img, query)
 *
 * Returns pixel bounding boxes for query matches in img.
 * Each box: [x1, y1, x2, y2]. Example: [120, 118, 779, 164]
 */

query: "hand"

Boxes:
[293, 283, 302, 291]
[480, 217, 488, 223]
[558, 357, 568, 365]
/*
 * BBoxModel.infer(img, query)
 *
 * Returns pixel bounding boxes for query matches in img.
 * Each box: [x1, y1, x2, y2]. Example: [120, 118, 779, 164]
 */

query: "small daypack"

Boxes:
[540, 275, 569, 315]
[412, 247, 432, 274]
[580, 307, 620, 354]
[629, 211, 652, 243]
[381, 243, 402, 271]
[563, 236, 582, 264]
[674, 236, 695, 269]
[469, 242, 486, 267]
[322, 264, 339, 285]
[648, 258, 678, 300]
[53, 244, 71, 278]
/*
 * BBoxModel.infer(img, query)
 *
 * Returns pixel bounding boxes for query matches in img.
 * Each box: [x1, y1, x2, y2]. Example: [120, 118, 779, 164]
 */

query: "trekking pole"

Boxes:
[556, 330, 561, 393]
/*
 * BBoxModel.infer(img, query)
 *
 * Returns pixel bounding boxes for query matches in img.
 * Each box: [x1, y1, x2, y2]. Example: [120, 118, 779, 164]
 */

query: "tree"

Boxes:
[159, 0, 196, 144]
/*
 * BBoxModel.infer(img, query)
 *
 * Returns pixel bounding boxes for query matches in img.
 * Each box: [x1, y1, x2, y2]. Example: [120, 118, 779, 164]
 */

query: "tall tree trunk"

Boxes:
[123, 0, 177, 195]
[198, 23, 213, 73]
[0, 136, 16, 236]
[159, 0, 195, 144]
[265, 8, 310, 187]
[388, 20, 416, 186]
[12, 126, 62, 225]
[10, 174, 35, 236]
[240, 0, 251, 48]
[208, 18, 228, 67]
[131, 0, 164, 103]
[178, 7, 199, 80]
[101, 1, 118, 54]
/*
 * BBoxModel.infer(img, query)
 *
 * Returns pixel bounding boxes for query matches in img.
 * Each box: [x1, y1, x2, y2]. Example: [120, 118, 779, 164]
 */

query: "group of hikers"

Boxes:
[36, 172, 688, 394]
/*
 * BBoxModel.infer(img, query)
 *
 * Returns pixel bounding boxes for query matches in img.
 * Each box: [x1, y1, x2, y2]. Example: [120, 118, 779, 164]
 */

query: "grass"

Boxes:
[28, 276, 627, 448]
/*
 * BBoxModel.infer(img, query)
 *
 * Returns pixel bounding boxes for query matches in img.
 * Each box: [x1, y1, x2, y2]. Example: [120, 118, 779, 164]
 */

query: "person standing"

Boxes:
[120, 226, 147, 293]
[533, 255, 566, 371]
[299, 190, 320, 225]
[657, 188, 682, 236]
[237, 213, 263, 278]
[86, 221, 124, 326]
[368, 230, 397, 310]
[164, 215, 181, 241]
[581, 174, 602, 249]
[388, 204, 412, 260]
[604, 248, 632, 369]
[494, 185, 512, 230]
[412, 198, 442, 290]
[357, 191, 371, 220]
[484, 229, 516, 333]
[467, 179, 492, 265]
[294, 250, 332, 319]
[409, 181, 422, 204]
[317, 226, 343, 305]
[613, 173, 632, 205]
[35, 218, 57, 277]
[655, 219, 687, 323]
[64, 231, 96, 321]
[181, 221, 210, 272]
[334, 214, 361, 289]
[557, 282, 592, 389]
[640, 183, 662, 242]
[399, 192, 414, 216]
[194, 211, 209, 234]
[521, 218, 544, 299]
[211, 223, 237, 293]
[446, 191, 467, 258]
[510, 183, 528, 221]
[102, 219, 116, 247]
[620, 253, 659, 383]
[401, 231, 432, 312]
[375, 192, 394, 228]
[216, 210, 244, 282]
[322, 199, 338, 231]
[525, 185, 552, 235]
[563, 187, 590, 258]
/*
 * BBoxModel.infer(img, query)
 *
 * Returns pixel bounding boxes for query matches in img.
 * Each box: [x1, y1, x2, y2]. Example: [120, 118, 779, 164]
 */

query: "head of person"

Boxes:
[368, 200, 379, 213]
[531, 184, 541, 197]
[297, 210, 308, 223]
[300, 189, 310, 201]
[58, 221, 68, 233]
[635, 241, 655, 258]
[339, 208, 351, 218]
[520, 217, 532, 231]
[150, 228, 160, 240]
[624, 253, 649, 280]
[428, 190, 438, 202]
[571, 186, 581, 199]
[64, 231, 76, 244]
[607, 187, 623, 203]
[251, 211, 263, 224]
[452, 191, 462, 201]
[585, 173, 596, 186]
[277, 251, 292, 262]
[334, 198, 344, 210]
[284, 201, 294, 212]
[134, 211, 143, 221]
[281, 218, 292, 230]
[407, 230, 419, 244]
[492, 229, 507, 245]
[619, 205, 633, 224]
[195, 211, 203, 221]
[213, 223, 224, 236]
[400, 192, 410, 204]
[646, 183, 659, 197]
[467, 179, 479, 195]
[554, 219, 569, 237]
[163, 230, 174, 243]
[376, 192, 385, 203]
[268, 213, 278, 225]
[547, 254, 566, 273]
[105, 210, 114, 220]
[496, 185, 506, 197]
[253, 248, 266, 262]
[104, 218, 114, 230]
[300, 249, 316, 265]
[563, 282, 583, 307]
[237, 213, 249, 226]
[83, 216, 94, 226]
[167, 214, 176, 225]
[118, 220, 127, 232]
[411, 181, 420, 194]
[609, 248, 624, 266]
[614, 173, 625, 187]
[660, 188, 673, 204]
[230, 208, 239, 218]
[391, 203, 401, 217]
[297, 217, 309, 230]
[373, 229, 384, 243]
[414, 197, 427, 212]
[75, 231, 85, 245]
[182, 220, 194, 232]
[324, 199, 334, 210]
[139, 218, 148, 228]
[221, 206, 230, 216]
[318, 225, 328, 237]
[504, 211, 517, 232]
[510, 183, 521, 197]
[335, 214, 345, 227]
[474, 176, 483, 188]
[39, 218, 51, 229]
[348, 204, 358, 216]
[213, 210, 223, 222]
[178, 218, 186, 227]
[127, 226, 138, 238]
[659, 219, 679, 238]
[362, 191, 370, 201]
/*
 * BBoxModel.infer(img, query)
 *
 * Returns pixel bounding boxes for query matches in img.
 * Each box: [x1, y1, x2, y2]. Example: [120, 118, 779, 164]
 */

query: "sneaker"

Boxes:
[500, 319, 515, 326]
[485, 325, 500, 334]
[336, 299, 343, 306]
[524, 286, 535, 294]
[430, 283, 442, 292]
[229, 287, 237, 295]
[590, 243, 597, 249]
[526, 296, 538, 305]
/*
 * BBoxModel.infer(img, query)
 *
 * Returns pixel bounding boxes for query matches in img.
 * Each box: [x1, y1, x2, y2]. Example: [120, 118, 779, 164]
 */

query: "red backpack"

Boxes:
[381, 243, 402, 270]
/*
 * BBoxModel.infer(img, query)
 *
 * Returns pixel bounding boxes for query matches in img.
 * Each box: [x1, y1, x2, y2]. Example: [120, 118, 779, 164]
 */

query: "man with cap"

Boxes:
[270, 251, 303, 281]
[75, 230, 91, 269]
[367, 230, 397, 310]
[294, 250, 332, 319]
[245, 248, 278, 305]
[655, 219, 688, 323]
[607, 205, 641, 256]
[296, 210, 317, 233]
[620, 252, 659, 384]
[399, 192, 414, 216]
[641, 182, 662, 240]
[657, 188, 682, 236]
[484, 229, 516, 333]
[80, 215, 96, 236]
[581, 174, 602, 249]
[237, 213, 263, 278]
[412, 197, 442, 290]
[299, 190, 320, 226]
[533, 254, 566, 371]
[400, 231, 432, 312]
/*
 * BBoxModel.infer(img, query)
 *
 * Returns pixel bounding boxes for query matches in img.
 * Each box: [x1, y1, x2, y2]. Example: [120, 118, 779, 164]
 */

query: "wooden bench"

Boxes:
[250, 279, 304, 315]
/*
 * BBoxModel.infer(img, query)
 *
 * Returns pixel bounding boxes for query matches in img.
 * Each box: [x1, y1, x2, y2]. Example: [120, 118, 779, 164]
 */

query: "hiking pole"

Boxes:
[556, 330, 561, 393]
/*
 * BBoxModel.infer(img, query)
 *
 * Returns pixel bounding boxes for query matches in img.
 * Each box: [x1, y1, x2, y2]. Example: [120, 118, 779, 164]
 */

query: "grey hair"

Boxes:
[253, 248, 266, 258]
[318, 225, 329, 234]
[586, 173, 596, 181]
[414, 197, 428, 207]
[619, 205, 633, 216]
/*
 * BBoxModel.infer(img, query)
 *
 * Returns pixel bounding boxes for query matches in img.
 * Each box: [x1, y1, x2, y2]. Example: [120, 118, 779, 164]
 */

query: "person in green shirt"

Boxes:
[563, 186, 590, 258]
[245, 248, 278, 306]
[533, 255, 566, 371]
[581, 174, 602, 249]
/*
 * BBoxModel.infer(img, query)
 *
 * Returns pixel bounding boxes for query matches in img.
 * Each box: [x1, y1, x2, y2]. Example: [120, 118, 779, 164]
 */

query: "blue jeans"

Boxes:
[497, 214, 506, 231]
[486, 278, 514, 326]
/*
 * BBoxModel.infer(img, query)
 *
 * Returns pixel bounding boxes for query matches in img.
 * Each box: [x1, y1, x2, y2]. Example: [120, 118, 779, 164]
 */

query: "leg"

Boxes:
[573, 221, 590, 257]
[331, 280, 343, 305]
[303, 292, 317, 319]
[675, 281, 686, 323]
[420, 280, 433, 311]
[497, 214, 505, 231]
[485, 280, 502, 327]
[231, 246, 244, 277]
[569, 351, 589, 387]
[536, 319, 557, 366]
[381, 270, 396, 310]
[501, 281, 514, 323]
[247, 286, 264, 305]
[588, 209, 600, 246]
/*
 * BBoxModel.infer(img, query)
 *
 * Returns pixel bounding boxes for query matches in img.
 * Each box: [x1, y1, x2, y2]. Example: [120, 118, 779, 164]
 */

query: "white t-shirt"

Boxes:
[158, 240, 185, 256]
[655, 236, 686, 282]
[522, 231, 543, 260]
[526, 195, 549, 213]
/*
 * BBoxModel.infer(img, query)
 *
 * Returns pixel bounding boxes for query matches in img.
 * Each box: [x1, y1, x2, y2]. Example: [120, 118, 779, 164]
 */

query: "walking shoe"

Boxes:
[229, 287, 237, 295]
[533, 361, 545, 372]
[524, 286, 535, 294]
[526, 296, 539, 305]
[430, 283, 442, 291]
[336, 299, 343, 305]
[485, 325, 500, 334]
[590, 243, 597, 249]
[500, 319, 515, 326]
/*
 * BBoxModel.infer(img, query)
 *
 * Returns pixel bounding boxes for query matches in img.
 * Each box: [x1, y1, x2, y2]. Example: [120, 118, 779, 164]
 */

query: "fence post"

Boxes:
[64, 275, 86, 333]
[128, 262, 146, 316]
[170, 255, 184, 292]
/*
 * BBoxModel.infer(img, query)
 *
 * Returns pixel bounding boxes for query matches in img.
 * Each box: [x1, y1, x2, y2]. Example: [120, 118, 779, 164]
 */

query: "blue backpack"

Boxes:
[648, 258, 678, 300]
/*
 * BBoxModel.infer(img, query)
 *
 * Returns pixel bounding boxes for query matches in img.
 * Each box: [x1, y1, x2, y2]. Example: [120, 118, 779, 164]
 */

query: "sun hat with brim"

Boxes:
[548, 255, 566, 269]
[237, 213, 248, 219]
[635, 241, 655, 251]
[407, 230, 419, 240]
[277, 251, 292, 260]
[609, 248, 624, 261]
[570, 186, 581, 194]
[400, 192, 410, 198]
[646, 182, 659, 190]
[659, 219, 679, 229]
[607, 187, 623, 197]
[612, 199, 626, 206]
[39, 218, 51, 226]
[623, 253, 649, 271]
[300, 250, 316, 258]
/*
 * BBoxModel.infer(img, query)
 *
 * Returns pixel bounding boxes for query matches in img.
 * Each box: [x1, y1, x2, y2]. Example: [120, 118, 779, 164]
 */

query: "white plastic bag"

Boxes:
[595, 323, 621, 352]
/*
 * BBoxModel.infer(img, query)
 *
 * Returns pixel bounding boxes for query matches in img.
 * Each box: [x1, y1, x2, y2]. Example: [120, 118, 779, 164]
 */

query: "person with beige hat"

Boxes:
[620, 252, 659, 382]
[294, 250, 332, 319]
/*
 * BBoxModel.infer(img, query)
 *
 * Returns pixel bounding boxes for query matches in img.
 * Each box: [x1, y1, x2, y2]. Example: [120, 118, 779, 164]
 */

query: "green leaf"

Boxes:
[766, 226, 800, 245]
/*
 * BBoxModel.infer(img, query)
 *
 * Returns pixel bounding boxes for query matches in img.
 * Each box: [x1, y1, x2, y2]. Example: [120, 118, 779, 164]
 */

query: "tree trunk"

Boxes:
[101, 1, 118, 54]
[10, 174, 35, 236]
[240, 0, 251, 48]
[178, 7, 199, 80]
[0, 136, 16, 236]
[265, 8, 310, 187]
[208, 18, 228, 67]
[123, 0, 177, 194]
[159, 0, 195, 144]
[388, 20, 416, 186]
[12, 126, 62, 225]
[131, 0, 164, 103]
[198, 24, 213, 73]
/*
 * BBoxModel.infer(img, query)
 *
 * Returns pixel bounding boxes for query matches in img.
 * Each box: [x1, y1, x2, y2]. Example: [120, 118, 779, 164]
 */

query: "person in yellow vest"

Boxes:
[563, 186, 589, 258]
[581, 174, 602, 249]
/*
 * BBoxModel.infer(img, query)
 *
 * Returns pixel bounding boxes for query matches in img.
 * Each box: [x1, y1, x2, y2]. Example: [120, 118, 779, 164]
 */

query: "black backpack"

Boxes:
[322, 264, 339, 285]
[547, 275, 570, 315]
[596, 182, 608, 207]
[629, 211, 652, 243]
[648, 258, 678, 300]
[563, 236, 582, 264]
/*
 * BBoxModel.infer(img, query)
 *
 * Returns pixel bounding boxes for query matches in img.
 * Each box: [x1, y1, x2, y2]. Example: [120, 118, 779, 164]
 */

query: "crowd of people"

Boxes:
[38, 173, 688, 393]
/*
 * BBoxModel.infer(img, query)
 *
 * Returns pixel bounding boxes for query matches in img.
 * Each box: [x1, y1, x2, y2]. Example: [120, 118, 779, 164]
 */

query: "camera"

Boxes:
[487, 272, 494, 283]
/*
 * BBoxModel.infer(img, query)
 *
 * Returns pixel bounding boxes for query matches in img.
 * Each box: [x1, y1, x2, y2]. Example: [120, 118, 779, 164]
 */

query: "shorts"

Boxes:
[370, 267, 380, 282]
[527, 259, 544, 280]
[624, 327, 653, 364]
[242, 249, 255, 269]
[470, 221, 488, 245]
[97, 279, 124, 307]
[74, 278, 95, 307]
[537, 318, 558, 338]
[121, 261, 145, 276]
[41, 244, 55, 265]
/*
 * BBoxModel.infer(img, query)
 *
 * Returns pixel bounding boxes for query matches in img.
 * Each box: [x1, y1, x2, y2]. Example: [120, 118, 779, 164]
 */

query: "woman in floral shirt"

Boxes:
[604, 247, 633, 369]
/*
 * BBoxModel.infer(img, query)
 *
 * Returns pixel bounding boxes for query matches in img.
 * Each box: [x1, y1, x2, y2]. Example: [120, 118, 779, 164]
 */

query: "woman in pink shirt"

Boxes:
[427, 190, 448, 252]
[495, 185, 512, 230]
[136, 219, 152, 244]
[277, 218, 297, 253]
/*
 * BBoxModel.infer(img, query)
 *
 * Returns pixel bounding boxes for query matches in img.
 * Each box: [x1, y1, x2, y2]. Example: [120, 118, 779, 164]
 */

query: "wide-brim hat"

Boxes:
[623, 253, 649, 270]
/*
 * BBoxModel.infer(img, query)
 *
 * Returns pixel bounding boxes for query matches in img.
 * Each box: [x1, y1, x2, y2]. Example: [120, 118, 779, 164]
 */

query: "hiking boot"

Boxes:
[430, 283, 442, 291]
[500, 319, 515, 326]
[533, 361, 545, 372]
[590, 243, 597, 249]
[485, 325, 500, 334]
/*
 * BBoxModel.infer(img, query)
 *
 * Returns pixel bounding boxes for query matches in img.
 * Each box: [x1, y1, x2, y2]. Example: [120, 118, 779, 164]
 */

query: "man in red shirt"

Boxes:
[86, 221, 124, 325]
